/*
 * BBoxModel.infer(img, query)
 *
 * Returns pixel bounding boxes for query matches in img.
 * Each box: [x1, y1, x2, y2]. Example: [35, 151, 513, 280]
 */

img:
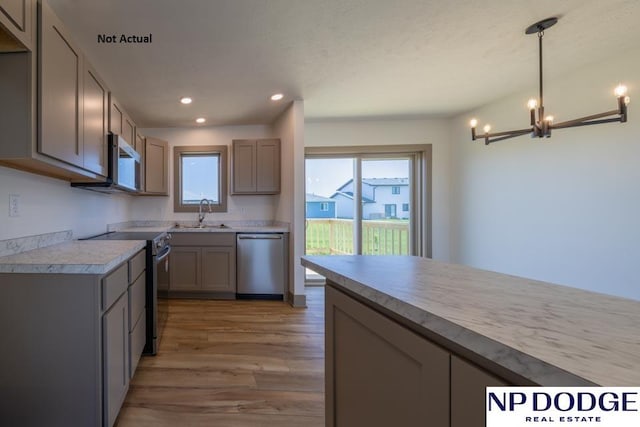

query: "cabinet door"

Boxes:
[451, 356, 509, 427]
[109, 95, 123, 135]
[0, 0, 33, 50]
[169, 246, 201, 290]
[201, 247, 236, 293]
[325, 285, 450, 427]
[39, 1, 83, 168]
[144, 137, 169, 195]
[123, 114, 135, 146]
[136, 132, 146, 192]
[232, 140, 256, 193]
[256, 139, 280, 193]
[103, 293, 130, 427]
[82, 62, 108, 176]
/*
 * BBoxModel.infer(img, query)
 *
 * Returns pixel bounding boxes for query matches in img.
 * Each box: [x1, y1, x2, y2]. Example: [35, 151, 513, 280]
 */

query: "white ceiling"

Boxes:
[47, 0, 640, 128]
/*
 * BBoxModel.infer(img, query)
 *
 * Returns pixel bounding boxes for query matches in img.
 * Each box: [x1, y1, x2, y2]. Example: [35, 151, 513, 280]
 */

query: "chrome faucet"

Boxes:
[198, 198, 212, 227]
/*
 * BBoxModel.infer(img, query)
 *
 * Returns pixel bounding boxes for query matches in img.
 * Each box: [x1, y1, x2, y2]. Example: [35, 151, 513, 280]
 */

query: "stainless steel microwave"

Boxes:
[71, 133, 141, 193]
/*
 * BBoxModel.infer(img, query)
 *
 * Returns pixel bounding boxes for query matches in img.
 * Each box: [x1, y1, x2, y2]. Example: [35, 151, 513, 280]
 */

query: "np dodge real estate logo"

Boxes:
[486, 387, 640, 426]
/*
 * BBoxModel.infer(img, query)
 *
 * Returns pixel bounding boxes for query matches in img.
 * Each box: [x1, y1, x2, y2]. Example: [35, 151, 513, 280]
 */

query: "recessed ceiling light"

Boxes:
[195, 118, 206, 124]
[270, 93, 284, 101]
[180, 97, 192, 104]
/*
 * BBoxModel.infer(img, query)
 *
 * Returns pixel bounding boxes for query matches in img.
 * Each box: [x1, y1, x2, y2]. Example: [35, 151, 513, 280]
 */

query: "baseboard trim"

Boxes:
[288, 291, 307, 308]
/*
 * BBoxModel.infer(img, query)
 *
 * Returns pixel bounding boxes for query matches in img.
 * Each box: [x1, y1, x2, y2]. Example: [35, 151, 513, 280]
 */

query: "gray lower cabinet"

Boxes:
[103, 291, 129, 427]
[326, 284, 512, 427]
[169, 233, 236, 298]
[0, 249, 145, 427]
[170, 246, 201, 290]
[128, 250, 146, 377]
[202, 247, 236, 292]
[326, 285, 450, 427]
[451, 356, 508, 427]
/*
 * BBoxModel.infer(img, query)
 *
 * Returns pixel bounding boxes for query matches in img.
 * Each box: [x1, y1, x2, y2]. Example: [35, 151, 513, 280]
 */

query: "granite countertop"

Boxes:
[301, 255, 640, 387]
[113, 224, 289, 233]
[170, 225, 289, 233]
[0, 240, 146, 274]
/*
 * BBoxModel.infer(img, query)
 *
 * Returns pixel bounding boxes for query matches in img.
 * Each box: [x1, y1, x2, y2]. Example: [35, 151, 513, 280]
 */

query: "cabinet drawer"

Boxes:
[129, 311, 145, 378]
[102, 263, 128, 311]
[128, 250, 145, 284]
[171, 232, 235, 247]
[128, 271, 146, 331]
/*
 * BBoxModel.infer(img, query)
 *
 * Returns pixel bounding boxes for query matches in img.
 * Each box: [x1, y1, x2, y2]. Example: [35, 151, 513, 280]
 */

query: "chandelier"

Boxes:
[470, 17, 630, 145]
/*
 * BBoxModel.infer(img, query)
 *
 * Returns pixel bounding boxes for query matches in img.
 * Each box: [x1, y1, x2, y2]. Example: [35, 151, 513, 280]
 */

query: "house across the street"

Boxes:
[330, 178, 409, 219]
[305, 193, 336, 218]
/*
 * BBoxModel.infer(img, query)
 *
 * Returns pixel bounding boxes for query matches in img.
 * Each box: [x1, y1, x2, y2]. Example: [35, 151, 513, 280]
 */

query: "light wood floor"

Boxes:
[116, 287, 325, 427]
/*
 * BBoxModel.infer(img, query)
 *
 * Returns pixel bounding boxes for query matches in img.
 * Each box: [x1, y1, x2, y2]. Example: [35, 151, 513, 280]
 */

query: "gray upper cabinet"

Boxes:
[232, 138, 281, 194]
[110, 95, 136, 147]
[136, 131, 146, 191]
[0, 0, 108, 182]
[109, 94, 123, 136]
[39, 0, 83, 168]
[0, 0, 35, 51]
[123, 114, 135, 147]
[143, 136, 169, 195]
[82, 61, 109, 176]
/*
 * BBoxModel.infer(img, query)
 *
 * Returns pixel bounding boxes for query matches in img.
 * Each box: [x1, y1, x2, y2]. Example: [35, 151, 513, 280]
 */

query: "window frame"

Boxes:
[391, 186, 401, 194]
[320, 202, 329, 212]
[305, 144, 432, 258]
[173, 145, 228, 213]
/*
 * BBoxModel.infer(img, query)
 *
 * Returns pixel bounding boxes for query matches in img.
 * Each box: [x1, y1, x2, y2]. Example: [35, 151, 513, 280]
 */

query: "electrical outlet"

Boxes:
[9, 194, 20, 217]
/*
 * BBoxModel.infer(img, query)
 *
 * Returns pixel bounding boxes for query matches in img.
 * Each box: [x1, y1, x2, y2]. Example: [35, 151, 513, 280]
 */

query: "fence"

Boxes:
[306, 218, 409, 255]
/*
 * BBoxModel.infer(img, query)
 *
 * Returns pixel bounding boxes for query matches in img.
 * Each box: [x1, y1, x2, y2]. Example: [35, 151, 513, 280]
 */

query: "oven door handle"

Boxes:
[156, 246, 171, 262]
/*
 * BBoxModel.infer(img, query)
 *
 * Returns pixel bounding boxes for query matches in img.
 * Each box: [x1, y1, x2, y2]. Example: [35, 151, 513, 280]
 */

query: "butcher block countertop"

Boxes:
[302, 255, 640, 387]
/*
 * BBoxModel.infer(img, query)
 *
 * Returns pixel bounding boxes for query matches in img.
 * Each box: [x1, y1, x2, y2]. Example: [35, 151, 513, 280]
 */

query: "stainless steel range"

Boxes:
[83, 230, 171, 355]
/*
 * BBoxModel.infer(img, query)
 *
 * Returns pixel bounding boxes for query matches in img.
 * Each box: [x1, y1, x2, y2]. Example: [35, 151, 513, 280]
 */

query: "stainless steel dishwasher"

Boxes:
[236, 233, 287, 300]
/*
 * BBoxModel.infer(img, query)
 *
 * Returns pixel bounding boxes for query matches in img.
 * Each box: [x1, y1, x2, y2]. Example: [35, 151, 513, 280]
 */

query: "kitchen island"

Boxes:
[301, 255, 640, 427]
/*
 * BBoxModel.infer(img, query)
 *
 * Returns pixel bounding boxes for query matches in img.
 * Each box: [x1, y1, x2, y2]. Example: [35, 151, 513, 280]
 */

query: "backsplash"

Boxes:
[0, 230, 73, 257]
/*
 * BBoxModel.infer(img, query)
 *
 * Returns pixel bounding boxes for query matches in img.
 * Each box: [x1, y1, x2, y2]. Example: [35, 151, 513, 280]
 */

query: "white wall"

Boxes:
[305, 118, 452, 261]
[273, 101, 306, 299]
[131, 125, 276, 222]
[450, 46, 640, 301]
[0, 166, 130, 240]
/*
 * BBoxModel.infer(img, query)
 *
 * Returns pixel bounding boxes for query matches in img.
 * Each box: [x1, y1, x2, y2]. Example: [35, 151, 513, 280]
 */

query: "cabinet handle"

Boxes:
[238, 235, 282, 240]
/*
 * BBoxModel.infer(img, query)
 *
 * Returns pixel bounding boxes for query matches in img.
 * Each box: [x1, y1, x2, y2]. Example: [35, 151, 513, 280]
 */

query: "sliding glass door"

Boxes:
[305, 146, 429, 281]
[361, 159, 411, 255]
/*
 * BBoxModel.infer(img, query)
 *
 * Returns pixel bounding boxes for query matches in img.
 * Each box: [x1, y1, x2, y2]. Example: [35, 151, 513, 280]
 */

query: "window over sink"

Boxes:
[173, 145, 228, 212]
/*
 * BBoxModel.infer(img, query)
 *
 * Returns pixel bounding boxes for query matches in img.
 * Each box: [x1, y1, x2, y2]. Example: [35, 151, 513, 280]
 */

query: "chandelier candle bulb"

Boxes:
[527, 99, 538, 110]
[470, 119, 478, 128]
[483, 124, 491, 133]
[614, 84, 628, 97]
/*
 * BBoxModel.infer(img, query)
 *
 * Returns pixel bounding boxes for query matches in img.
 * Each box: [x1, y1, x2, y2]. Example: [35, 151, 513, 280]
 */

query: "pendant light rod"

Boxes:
[469, 17, 630, 146]
[538, 31, 543, 110]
